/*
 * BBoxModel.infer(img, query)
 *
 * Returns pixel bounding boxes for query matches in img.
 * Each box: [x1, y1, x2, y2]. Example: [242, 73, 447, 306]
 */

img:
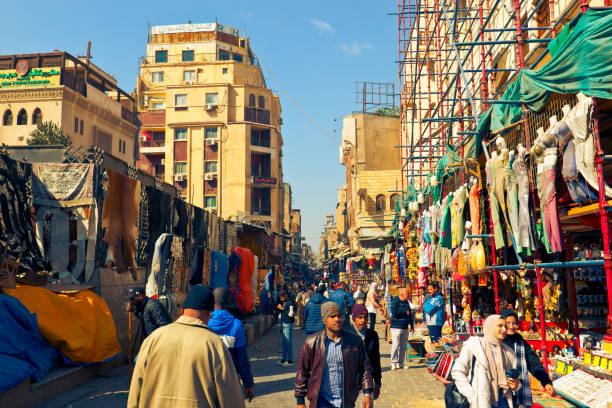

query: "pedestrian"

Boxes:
[128, 286, 246, 408]
[207, 288, 255, 402]
[365, 282, 381, 332]
[303, 284, 329, 334]
[276, 290, 295, 365]
[355, 291, 367, 305]
[451, 314, 520, 408]
[329, 281, 354, 327]
[423, 282, 445, 343]
[295, 285, 308, 329]
[353, 285, 362, 302]
[295, 301, 375, 408]
[500, 309, 555, 407]
[126, 286, 172, 339]
[389, 288, 414, 370]
[350, 304, 382, 401]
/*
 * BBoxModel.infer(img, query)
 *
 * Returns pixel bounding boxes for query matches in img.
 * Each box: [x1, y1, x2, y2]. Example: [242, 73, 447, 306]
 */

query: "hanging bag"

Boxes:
[444, 354, 476, 408]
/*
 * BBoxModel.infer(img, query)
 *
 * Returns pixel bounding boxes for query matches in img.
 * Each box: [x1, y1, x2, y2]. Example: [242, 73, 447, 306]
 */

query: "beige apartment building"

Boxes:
[135, 22, 284, 233]
[0, 52, 139, 163]
[339, 113, 401, 253]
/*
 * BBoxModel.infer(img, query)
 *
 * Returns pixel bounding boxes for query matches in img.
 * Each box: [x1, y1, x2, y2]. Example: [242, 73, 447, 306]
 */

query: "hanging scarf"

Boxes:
[483, 315, 510, 406]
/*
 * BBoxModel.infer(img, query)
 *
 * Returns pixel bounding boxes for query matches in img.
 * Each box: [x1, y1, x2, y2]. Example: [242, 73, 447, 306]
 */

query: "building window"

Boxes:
[174, 128, 187, 140]
[375, 194, 386, 212]
[205, 93, 218, 104]
[183, 70, 195, 83]
[74, 117, 79, 132]
[17, 109, 27, 126]
[219, 50, 230, 60]
[205, 127, 218, 139]
[175, 94, 187, 107]
[248, 93, 256, 107]
[240, 39, 246, 48]
[174, 162, 187, 174]
[232, 53, 243, 62]
[205, 161, 218, 173]
[155, 50, 168, 63]
[205, 196, 217, 208]
[252, 188, 271, 216]
[152, 102, 165, 109]
[222, 67, 228, 74]
[2, 109, 12, 126]
[32, 108, 42, 125]
[118, 139, 123, 153]
[182, 50, 194, 62]
[152, 71, 164, 83]
[258, 95, 265, 109]
[80, 120, 84, 135]
[390, 194, 400, 211]
[251, 128, 270, 147]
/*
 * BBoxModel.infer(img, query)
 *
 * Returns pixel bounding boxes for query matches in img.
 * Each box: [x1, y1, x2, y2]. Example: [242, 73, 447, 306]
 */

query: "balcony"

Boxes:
[244, 107, 270, 125]
[121, 106, 140, 127]
[140, 138, 166, 154]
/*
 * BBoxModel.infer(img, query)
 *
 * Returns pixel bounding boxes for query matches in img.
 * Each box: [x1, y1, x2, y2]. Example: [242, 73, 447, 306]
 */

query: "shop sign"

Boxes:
[0, 66, 61, 89]
[252, 176, 276, 185]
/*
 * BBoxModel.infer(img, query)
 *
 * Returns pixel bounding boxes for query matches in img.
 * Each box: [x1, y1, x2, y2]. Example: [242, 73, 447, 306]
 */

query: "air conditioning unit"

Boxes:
[205, 104, 217, 111]
[205, 173, 214, 181]
[143, 95, 149, 106]
[174, 174, 184, 182]
[206, 139, 217, 146]
[160, 158, 165, 165]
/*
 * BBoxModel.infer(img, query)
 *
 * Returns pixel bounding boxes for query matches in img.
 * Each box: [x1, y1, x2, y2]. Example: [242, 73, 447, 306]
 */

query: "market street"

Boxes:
[37, 314, 444, 408]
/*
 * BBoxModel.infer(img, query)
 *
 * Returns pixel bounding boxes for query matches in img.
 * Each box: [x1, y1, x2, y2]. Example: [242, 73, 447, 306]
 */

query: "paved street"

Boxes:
[38, 314, 444, 408]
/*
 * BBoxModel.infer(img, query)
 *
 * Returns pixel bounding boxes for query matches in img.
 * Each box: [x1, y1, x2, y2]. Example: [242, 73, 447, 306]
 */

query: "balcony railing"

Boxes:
[121, 107, 140, 127]
[62, 71, 86, 97]
[251, 207, 271, 216]
[140, 139, 165, 148]
[244, 107, 270, 125]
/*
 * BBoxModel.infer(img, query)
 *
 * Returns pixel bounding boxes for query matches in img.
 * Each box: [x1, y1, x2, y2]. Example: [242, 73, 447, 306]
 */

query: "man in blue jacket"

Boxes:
[303, 284, 329, 334]
[329, 281, 354, 327]
[423, 282, 445, 343]
[207, 287, 255, 402]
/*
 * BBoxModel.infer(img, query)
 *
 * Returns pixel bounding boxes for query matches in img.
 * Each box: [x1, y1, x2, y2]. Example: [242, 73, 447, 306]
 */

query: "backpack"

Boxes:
[444, 354, 476, 408]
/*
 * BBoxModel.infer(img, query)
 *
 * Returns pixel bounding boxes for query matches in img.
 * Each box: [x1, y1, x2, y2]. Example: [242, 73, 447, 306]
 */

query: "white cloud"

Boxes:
[309, 18, 334, 32]
[340, 42, 375, 56]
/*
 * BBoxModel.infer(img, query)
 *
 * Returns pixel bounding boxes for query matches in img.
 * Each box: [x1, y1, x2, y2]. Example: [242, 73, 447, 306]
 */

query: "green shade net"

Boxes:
[471, 7, 612, 152]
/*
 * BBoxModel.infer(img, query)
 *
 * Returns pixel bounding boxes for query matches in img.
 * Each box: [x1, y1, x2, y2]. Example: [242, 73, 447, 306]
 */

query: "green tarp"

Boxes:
[470, 8, 612, 156]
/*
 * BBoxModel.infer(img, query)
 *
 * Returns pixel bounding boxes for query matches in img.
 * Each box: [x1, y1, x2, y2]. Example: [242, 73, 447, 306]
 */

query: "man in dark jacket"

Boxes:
[329, 281, 353, 327]
[350, 304, 382, 401]
[207, 288, 255, 402]
[389, 288, 414, 370]
[126, 287, 172, 339]
[277, 290, 296, 365]
[303, 284, 329, 334]
[295, 301, 374, 408]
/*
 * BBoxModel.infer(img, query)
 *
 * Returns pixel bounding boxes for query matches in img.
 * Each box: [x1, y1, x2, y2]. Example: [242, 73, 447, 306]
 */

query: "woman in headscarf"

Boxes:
[353, 285, 362, 301]
[451, 315, 520, 407]
[500, 309, 555, 407]
[365, 282, 381, 331]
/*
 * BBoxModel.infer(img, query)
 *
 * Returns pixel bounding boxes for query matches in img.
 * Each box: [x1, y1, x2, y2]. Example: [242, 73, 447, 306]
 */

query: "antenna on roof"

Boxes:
[147, 21, 150, 43]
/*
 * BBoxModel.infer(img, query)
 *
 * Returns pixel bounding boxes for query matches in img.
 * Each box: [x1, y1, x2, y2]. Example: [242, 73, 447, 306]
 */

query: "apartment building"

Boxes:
[0, 51, 139, 163]
[136, 22, 284, 232]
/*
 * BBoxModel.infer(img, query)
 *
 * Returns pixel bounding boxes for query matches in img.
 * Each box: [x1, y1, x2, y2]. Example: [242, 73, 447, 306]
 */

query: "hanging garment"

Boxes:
[469, 183, 480, 235]
[513, 148, 536, 256]
[504, 153, 520, 251]
[440, 194, 453, 249]
[146, 233, 173, 297]
[455, 187, 469, 245]
[451, 194, 459, 248]
[486, 158, 506, 248]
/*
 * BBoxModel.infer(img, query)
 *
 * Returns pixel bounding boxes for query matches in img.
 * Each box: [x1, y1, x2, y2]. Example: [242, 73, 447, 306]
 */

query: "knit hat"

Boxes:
[183, 286, 214, 310]
[321, 301, 341, 322]
[351, 303, 368, 321]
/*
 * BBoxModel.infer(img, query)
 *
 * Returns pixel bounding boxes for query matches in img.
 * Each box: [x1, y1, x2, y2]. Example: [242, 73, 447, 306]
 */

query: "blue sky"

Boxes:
[0, 1, 398, 251]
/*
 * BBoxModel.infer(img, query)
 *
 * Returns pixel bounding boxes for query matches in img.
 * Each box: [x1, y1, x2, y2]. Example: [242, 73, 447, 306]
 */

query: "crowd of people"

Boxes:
[124, 280, 556, 408]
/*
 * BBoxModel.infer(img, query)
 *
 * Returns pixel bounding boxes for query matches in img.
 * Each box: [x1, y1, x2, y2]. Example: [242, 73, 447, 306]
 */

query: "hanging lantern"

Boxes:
[417, 193, 424, 204]
[430, 175, 438, 187]
[398, 221, 404, 230]
[400, 208, 406, 218]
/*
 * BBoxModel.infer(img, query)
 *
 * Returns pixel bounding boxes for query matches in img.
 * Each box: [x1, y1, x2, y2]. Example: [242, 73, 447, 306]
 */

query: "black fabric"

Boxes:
[143, 186, 171, 266]
[364, 329, 382, 387]
[444, 355, 475, 408]
[279, 299, 296, 324]
[188, 246, 204, 285]
[172, 198, 188, 237]
[503, 333, 552, 387]
[0, 154, 45, 272]
[135, 297, 172, 337]
[192, 206, 206, 245]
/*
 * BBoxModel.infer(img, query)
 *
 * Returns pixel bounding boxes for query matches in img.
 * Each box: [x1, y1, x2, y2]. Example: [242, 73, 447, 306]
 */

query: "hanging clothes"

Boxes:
[513, 147, 537, 256]
[486, 157, 506, 248]
[504, 152, 520, 251]
[455, 187, 469, 245]
[440, 194, 453, 249]
[469, 182, 480, 235]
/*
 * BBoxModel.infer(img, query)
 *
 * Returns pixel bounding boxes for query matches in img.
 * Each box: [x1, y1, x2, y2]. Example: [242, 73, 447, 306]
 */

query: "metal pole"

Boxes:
[565, 234, 581, 354]
[535, 265, 550, 373]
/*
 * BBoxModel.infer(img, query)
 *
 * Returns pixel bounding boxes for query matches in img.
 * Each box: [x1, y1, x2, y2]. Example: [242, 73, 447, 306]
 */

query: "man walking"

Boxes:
[303, 284, 328, 334]
[295, 301, 374, 408]
[423, 282, 445, 343]
[276, 290, 296, 365]
[128, 286, 246, 408]
[126, 286, 172, 339]
[329, 281, 353, 328]
[207, 288, 255, 402]
[350, 304, 382, 401]
[390, 288, 414, 370]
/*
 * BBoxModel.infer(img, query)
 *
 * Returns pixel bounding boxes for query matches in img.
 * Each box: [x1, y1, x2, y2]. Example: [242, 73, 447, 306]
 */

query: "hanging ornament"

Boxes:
[430, 175, 438, 187]
[418, 193, 424, 204]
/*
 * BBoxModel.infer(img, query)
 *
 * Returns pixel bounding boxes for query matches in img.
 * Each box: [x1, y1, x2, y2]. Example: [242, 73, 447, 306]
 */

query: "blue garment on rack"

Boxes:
[557, 121, 598, 204]
[210, 251, 229, 289]
[398, 250, 406, 277]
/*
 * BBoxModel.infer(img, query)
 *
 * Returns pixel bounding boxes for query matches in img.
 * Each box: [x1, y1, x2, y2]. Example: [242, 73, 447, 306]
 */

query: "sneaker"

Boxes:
[285, 361, 293, 366]
[279, 360, 286, 365]
[403, 364, 409, 369]
[400, 364, 407, 369]
[391, 363, 397, 371]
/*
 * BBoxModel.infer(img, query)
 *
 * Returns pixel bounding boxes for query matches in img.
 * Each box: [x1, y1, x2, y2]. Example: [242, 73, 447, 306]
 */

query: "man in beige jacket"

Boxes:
[128, 286, 246, 408]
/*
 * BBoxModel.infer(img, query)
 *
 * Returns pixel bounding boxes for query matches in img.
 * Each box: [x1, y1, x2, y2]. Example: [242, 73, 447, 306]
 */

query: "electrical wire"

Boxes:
[256, 57, 341, 146]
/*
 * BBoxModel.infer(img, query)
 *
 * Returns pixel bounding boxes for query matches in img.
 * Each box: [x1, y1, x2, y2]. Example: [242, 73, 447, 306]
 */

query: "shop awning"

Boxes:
[358, 234, 396, 249]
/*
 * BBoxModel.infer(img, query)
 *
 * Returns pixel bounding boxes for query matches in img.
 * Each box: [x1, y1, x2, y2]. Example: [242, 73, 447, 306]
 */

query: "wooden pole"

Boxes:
[128, 310, 133, 381]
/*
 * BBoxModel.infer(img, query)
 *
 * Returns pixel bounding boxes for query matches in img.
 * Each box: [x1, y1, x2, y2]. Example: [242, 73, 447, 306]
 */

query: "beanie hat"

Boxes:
[351, 303, 368, 321]
[183, 286, 214, 310]
[321, 301, 341, 322]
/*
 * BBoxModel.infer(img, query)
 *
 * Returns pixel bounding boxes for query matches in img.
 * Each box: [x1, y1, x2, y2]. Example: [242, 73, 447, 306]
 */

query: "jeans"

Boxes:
[390, 328, 408, 364]
[317, 395, 343, 408]
[427, 325, 443, 343]
[496, 389, 510, 408]
[281, 323, 293, 361]
[368, 313, 376, 331]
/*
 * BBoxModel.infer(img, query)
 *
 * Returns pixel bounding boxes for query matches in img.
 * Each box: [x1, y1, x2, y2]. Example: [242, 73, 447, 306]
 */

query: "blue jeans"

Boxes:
[427, 325, 443, 343]
[281, 323, 293, 361]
